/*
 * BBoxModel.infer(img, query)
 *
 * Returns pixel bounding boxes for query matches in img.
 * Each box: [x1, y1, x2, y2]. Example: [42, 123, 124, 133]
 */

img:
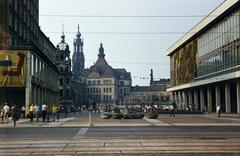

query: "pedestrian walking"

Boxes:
[64, 106, 68, 118]
[56, 106, 60, 122]
[0, 108, 4, 123]
[41, 103, 48, 122]
[11, 105, 18, 127]
[21, 106, 25, 118]
[217, 104, 221, 118]
[3, 102, 10, 124]
[52, 104, 57, 122]
[35, 104, 40, 122]
[29, 104, 35, 122]
[169, 104, 175, 117]
[47, 104, 50, 122]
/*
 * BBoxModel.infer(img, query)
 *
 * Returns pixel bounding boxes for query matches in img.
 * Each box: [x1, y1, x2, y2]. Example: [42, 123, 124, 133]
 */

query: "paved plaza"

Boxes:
[0, 113, 240, 155]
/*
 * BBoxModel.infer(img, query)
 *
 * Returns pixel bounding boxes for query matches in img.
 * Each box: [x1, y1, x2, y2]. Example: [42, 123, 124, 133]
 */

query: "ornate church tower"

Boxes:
[72, 25, 86, 108]
[72, 25, 85, 81]
[56, 30, 73, 107]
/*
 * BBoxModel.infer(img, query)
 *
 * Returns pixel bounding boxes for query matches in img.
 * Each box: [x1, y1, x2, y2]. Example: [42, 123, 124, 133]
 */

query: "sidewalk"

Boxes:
[0, 113, 239, 128]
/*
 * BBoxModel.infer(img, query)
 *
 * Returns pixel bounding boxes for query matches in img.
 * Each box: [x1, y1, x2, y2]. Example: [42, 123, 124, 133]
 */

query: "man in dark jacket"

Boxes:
[11, 105, 18, 127]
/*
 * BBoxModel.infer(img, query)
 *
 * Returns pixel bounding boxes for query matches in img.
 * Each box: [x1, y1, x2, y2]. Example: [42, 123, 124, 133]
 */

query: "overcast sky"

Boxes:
[39, 0, 224, 86]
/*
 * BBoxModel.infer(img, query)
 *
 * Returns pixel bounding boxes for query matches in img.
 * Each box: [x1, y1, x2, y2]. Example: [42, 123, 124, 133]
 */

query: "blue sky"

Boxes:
[39, 0, 224, 86]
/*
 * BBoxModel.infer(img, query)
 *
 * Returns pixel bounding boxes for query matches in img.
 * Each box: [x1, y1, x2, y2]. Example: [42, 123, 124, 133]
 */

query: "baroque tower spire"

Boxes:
[72, 25, 85, 80]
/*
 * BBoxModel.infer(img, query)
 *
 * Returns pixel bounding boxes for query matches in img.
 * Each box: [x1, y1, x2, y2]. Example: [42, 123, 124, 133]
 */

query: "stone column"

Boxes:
[236, 79, 240, 114]
[207, 88, 212, 112]
[215, 86, 221, 113]
[194, 90, 199, 111]
[225, 83, 231, 113]
[200, 89, 205, 112]
[25, 52, 31, 115]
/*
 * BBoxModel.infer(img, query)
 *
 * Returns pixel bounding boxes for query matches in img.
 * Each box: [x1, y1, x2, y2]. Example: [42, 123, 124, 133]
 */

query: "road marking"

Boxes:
[205, 116, 240, 122]
[143, 117, 171, 126]
[73, 128, 89, 138]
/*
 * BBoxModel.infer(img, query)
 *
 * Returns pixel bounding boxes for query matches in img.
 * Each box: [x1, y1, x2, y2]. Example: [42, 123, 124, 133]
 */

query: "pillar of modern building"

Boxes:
[177, 91, 182, 109]
[180, 92, 184, 109]
[236, 79, 240, 114]
[207, 87, 212, 112]
[215, 86, 221, 113]
[225, 83, 231, 113]
[170, 92, 174, 103]
[200, 89, 205, 112]
[172, 91, 175, 103]
[183, 91, 188, 109]
[188, 91, 193, 111]
[174, 92, 178, 104]
[25, 52, 31, 115]
[194, 90, 199, 111]
[36, 87, 39, 105]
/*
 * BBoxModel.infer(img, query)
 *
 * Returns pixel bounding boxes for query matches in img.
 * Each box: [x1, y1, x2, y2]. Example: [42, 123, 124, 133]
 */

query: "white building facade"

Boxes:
[167, 0, 240, 114]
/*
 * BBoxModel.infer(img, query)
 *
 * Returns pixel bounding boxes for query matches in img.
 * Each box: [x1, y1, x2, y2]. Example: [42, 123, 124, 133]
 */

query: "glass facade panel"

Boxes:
[197, 8, 240, 79]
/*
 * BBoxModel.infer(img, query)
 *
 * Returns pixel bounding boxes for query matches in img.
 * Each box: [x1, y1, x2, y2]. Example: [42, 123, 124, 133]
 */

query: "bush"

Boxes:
[145, 112, 158, 119]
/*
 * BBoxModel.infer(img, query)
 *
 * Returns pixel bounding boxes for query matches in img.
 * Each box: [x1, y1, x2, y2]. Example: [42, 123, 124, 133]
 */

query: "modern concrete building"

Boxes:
[0, 0, 59, 114]
[167, 0, 240, 114]
[84, 43, 131, 106]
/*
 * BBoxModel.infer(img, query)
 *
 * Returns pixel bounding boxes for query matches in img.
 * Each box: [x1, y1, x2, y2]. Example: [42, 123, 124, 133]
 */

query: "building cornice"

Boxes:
[167, 0, 239, 56]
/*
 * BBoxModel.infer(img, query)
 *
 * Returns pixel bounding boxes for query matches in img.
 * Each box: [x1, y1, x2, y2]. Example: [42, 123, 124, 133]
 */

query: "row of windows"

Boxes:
[30, 54, 58, 88]
[103, 88, 112, 93]
[120, 88, 130, 95]
[103, 80, 112, 85]
[87, 88, 101, 94]
[198, 9, 240, 58]
[60, 89, 70, 98]
[88, 95, 113, 102]
[60, 78, 71, 86]
[88, 95, 101, 102]
[87, 88, 113, 94]
[87, 80, 101, 85]
[198, 45, 240, 77]
[87, 80, 113, 85]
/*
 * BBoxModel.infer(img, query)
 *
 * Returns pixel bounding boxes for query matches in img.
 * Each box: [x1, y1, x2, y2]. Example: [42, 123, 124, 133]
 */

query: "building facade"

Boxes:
[72, 25, 86, 108]
[56, 32, 72, 108]
[127, 70, 170, 106]
[84, 43, 131, 106]
[0, 0, 59, 114]
[167, 0, 240, 114]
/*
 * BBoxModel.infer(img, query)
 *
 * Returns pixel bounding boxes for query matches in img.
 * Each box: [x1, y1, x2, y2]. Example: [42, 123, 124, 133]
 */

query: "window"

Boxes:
[66, 89, 69, 97]
[60, 79, 63, 85]
[60, 90, 63, 97]
[60, 54, 64, 60]
[66, 78, 70, 84]
[97, 81, 101, 85]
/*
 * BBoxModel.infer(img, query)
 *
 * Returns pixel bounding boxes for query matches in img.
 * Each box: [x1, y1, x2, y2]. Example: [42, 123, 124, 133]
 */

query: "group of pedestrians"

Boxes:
[28, 103, 59, 123]
[1, 102, 60, 127]
[0, 103, 19, 127]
